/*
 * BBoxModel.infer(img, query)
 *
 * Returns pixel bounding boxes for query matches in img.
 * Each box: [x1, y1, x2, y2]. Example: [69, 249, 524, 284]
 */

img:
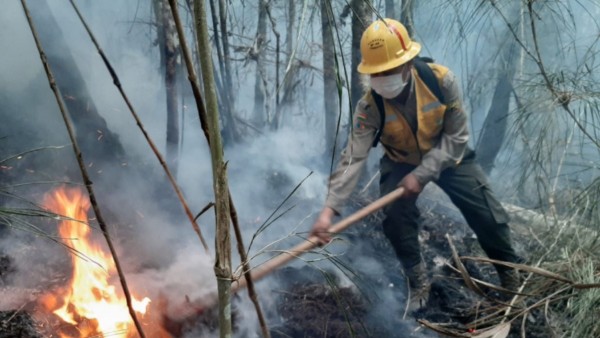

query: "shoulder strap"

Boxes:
[412, 57, 445, 103]
[371, 57, 445, 148]
[371, 89, 385, 147]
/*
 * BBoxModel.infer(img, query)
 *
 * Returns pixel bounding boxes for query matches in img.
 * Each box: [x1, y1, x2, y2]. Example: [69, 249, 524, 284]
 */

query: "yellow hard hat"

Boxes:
[357, 19, 421, 74]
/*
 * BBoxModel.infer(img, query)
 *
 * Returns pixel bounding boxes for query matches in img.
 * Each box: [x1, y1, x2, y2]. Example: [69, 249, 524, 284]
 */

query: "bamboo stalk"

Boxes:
[232, 187, 405, 291]
[190, 0, 233, 336]
[168, 1, 234, 337]
[20, 1, 147, 337]
[169, 0, 269, 335]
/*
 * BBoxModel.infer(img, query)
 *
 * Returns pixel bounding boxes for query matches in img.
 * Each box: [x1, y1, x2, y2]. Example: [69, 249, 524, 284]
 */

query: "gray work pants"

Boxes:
[379, 149, 521, 272]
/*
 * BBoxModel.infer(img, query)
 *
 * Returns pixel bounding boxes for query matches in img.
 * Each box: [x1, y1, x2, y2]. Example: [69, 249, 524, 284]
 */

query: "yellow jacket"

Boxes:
[326, 64, 469, 213]
[367, 64, 449, 165]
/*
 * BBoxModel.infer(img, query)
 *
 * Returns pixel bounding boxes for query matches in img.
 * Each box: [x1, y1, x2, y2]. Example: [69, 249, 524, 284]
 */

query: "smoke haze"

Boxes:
[2, 1, 599, 337]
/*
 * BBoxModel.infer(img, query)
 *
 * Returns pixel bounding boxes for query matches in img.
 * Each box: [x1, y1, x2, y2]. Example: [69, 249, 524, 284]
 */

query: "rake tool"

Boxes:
[232, 187, 406, 291]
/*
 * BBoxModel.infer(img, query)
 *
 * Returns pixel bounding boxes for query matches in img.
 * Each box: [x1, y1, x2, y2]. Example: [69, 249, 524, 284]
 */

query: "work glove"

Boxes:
[309, 207, 335, 245]
[399, 173, 423, 198]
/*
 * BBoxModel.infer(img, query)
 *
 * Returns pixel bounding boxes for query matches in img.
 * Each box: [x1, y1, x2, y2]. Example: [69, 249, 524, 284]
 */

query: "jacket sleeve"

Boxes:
[411, 70, 469, 185]
[325, 97, 379, 214]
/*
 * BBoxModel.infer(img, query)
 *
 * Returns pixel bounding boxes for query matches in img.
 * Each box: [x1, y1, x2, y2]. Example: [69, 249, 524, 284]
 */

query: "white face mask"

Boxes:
[370, 73, 407, 99]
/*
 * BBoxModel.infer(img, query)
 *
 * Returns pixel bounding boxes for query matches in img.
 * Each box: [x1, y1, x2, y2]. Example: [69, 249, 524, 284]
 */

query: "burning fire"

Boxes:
[40, 187, 151, 337]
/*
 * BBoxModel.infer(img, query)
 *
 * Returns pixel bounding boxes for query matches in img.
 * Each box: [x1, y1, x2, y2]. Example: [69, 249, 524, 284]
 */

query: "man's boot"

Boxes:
[497, 268, 521, 294]
[405, 261, 430, 311]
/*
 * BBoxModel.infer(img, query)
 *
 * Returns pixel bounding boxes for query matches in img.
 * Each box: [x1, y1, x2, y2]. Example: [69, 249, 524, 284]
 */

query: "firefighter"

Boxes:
[310, 19, 522, 309]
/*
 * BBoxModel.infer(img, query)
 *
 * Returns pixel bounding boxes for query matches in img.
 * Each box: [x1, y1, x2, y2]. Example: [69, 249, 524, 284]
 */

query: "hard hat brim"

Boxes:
[357, 42, 422, 74]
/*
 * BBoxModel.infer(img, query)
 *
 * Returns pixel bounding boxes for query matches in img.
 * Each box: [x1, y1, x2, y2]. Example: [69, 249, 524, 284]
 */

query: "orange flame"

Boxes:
[41, 187, 150, 338]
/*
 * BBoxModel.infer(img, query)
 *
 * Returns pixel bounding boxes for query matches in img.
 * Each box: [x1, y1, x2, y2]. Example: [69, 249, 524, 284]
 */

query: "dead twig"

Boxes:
[229, 196, 271, 338]
[1, 302, 28, 326]
[194, 202, 215, 222]
[447, 234, 486, 297]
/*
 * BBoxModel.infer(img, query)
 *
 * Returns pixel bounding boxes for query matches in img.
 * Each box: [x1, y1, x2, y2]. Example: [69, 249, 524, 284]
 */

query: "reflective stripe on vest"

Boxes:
[379, 64, 448, 165]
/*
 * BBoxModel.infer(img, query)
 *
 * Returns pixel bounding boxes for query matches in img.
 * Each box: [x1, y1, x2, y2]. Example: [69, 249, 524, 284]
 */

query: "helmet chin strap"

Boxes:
[402, 62, 413, 81]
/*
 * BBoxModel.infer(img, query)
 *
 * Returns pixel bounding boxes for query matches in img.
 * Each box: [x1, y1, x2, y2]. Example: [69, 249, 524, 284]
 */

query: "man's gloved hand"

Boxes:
[399, 173, 423, 198]
[309, 207, 335, 245]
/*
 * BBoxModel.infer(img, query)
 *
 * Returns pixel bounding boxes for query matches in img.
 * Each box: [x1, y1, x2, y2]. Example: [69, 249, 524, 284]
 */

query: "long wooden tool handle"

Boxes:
[232, 187, 405, 292]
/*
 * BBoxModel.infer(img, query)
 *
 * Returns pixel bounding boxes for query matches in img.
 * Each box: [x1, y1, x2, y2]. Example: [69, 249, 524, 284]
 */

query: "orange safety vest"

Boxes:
[370, 64, 449, 165]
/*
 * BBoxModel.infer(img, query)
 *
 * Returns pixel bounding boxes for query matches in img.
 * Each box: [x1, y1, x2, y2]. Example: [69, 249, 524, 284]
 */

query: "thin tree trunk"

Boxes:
[350, 1, 376, 190]
[285, 1, 294, 76]
[217, 0, 240, 144]
[190, 0, 233, 336]
[321, 0, 337, 155]
[164, 11, 180, 175]
[400, 0, 415, 37]
[252, 0, 268, 128]
[475, 5, 521, 174]
[265, 2, 280, 126]
[350, 0, 370, 112]
[27, 0, 125, 170]
[154, 0, 180, 174]
[208, 0, 234, 138]
[271, 0, 296, 130]
[475, 72, 514, 174]
[209, 0, 225, 90]
[385, 0, 397, 19]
